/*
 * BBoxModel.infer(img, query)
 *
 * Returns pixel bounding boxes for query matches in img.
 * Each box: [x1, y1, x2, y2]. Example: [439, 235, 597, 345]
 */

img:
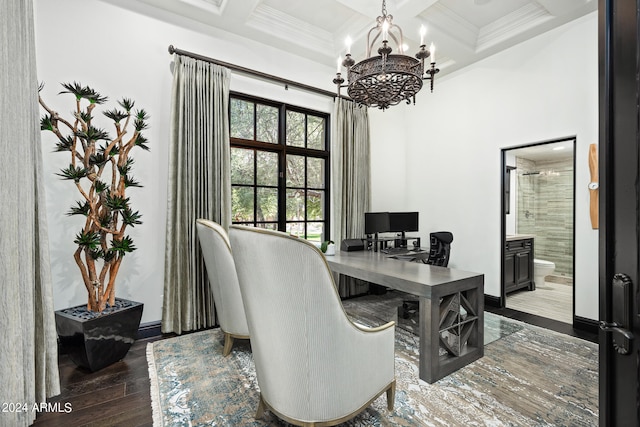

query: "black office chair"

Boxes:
[422, 231, 453, 266]
[400, 232, 453, 318]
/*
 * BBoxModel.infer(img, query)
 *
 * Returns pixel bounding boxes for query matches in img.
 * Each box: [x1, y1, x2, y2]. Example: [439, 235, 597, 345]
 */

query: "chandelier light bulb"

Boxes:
[345, 36, 352, 55]
[430, 43, 436, 63]
[420, 25, 426, 46]
[382, 20, 389, 41]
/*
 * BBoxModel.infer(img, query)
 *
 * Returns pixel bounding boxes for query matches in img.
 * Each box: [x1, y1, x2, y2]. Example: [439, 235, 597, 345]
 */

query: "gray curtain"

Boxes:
[0, 0, 61, 425]
[162, 55, 232, 334]
[332, 99, 371, 297]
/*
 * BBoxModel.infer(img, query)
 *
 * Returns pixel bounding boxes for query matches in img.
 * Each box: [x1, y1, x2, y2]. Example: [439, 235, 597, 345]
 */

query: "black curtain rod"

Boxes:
[168, 45, 347, 100]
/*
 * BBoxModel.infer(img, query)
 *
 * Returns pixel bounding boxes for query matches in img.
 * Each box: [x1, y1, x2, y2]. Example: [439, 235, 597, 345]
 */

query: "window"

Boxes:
[229, 94, 329, 242]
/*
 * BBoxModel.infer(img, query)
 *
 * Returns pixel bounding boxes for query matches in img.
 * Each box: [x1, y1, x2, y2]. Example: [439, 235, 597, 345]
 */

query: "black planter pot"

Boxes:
[55, 298, 143, 372]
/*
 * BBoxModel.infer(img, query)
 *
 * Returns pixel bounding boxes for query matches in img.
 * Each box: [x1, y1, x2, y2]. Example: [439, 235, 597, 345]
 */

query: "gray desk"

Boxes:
[326, 250, 484, 383]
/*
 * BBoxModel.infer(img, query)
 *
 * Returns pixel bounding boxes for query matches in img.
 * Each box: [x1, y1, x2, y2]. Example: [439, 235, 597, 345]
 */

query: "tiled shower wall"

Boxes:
[516, 156, 574, 277]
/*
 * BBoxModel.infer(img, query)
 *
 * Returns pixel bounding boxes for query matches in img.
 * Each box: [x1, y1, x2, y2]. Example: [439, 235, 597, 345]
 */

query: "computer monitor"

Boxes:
[388, 212, 419, 234]
[364, 212, 390, 235]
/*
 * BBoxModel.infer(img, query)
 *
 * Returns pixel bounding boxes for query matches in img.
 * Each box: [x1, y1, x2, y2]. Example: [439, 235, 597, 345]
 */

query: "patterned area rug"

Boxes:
[147, 301, 597, 426]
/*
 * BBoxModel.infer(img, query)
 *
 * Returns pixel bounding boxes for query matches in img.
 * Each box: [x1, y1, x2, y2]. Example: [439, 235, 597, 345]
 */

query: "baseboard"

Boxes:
[484, 294, 503, 308]
[573, 316, 599, 334]
[138, 321, 163, 339]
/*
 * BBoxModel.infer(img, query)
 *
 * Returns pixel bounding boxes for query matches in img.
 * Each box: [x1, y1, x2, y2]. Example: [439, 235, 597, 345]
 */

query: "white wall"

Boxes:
[34, 0, 599, 322]
[34, 0, 335, 323]
[370, 12, 599, 319]
[368, 105, 410, 211]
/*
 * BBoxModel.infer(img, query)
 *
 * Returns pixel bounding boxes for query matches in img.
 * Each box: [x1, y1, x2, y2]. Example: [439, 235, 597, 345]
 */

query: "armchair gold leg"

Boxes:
[386, 380, 396, 411]
[222, 333, 233, 357]
[255, 394, 266, 419]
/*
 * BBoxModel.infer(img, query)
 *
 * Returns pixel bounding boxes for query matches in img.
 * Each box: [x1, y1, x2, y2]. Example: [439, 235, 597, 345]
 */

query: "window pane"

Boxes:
[307, 222, 324, 242]
[286, 110, 305, 147]
[307, 115, 325, 150]
[230, 98, 254, 140]
[286, 155, 305, 187]
[231, 148, 254, 185]
[286, 222, 305, 238]
[229, 96, 330, 236]
[286, 189, 305, 221]
[256, 151, 278, 186]
[307, 157, 324, 189]
[257, 223, 277, 230]
[307, 190, 324, 221]
[256, 104, 278, 144]
[257, 187, 278, 222]
[232, 186, 254, 222]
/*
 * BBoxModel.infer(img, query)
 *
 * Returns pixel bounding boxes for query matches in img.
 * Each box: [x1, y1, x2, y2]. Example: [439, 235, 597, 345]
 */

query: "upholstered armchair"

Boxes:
[229, 225, 396, 426]
[195, 219, 249, 356]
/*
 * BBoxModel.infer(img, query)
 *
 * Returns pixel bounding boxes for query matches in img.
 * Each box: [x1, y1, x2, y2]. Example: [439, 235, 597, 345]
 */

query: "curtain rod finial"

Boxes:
[168, 45, 176, 54]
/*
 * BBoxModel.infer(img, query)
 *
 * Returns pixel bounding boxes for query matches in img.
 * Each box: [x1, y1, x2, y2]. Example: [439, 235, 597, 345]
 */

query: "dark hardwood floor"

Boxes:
[32, 302, 597, 426]
[32, 336, 165, 427]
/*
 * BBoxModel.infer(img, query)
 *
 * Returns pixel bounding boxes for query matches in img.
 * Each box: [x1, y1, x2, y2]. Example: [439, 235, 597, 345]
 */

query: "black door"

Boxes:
[599, 0, 640, 425]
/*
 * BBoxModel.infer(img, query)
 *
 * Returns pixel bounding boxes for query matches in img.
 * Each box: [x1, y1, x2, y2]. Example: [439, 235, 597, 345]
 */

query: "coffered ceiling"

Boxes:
[126, 0, 597, 77]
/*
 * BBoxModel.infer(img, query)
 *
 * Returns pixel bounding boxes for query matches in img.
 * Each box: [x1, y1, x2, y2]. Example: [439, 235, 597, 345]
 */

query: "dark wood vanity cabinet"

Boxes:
[504, 238, 534, 294]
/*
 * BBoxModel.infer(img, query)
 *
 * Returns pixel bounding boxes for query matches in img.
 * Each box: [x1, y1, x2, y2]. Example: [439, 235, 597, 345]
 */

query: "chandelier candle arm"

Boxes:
[342, 53, 355, 68]
[426, 63, 439, 92]
[332, 73, 345, 96]
[416, 44, 430, 61]
[332, 0, 438, 109]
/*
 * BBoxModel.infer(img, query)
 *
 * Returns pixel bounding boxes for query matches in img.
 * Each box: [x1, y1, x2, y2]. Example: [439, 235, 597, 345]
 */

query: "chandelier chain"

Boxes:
[381, 0, 387, 16]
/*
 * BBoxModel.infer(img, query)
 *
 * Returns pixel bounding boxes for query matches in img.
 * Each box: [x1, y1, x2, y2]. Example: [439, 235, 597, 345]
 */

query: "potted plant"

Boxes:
[39, 82, 149, 371]
[320, 240, 335, 256]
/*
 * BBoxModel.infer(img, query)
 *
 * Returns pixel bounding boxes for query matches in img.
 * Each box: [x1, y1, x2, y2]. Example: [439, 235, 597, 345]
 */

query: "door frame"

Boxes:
[499, 137, 577, 325]
[598, 0, 640, 424]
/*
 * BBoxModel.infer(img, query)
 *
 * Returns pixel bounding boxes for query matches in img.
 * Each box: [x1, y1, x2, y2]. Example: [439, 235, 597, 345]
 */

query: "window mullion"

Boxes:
[278, 104, 287, 232]
[253, 148, 258, 227]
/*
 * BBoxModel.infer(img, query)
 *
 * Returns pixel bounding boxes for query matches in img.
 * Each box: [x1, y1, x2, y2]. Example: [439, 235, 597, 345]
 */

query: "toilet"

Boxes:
[533, 259, 555, 287]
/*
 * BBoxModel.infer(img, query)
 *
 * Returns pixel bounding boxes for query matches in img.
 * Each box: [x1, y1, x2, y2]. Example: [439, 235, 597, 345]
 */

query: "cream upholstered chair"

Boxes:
[196, 219, 249, 356]
[229, 225, 395, 426]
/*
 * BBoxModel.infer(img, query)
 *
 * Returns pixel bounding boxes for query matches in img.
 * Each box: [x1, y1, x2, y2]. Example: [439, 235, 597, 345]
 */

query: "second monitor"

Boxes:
[388, 212, 419, 236]
[389, 212, 419, 247]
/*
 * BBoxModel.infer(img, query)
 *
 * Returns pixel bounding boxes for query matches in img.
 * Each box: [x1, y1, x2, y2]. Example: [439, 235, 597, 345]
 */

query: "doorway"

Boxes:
[501, 137, 576, 325]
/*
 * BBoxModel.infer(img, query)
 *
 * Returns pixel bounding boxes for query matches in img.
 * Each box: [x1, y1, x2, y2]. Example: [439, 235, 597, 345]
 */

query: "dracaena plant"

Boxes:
[39, 82, 150, 312]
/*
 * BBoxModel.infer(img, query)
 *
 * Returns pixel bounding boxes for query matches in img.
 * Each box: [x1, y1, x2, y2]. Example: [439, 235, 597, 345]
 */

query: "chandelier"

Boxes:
[333, 0, 439, 110]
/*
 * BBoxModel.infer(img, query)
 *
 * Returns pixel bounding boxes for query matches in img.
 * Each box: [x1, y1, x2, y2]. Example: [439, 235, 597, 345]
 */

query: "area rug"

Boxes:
[147, 311, 597, 426]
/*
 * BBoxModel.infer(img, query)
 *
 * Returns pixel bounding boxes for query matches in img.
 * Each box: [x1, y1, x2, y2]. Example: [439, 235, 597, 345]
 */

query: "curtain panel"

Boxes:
[0, 1, 61, 425]
[332, 99, 371, 297]
[162, 55, 231, 334]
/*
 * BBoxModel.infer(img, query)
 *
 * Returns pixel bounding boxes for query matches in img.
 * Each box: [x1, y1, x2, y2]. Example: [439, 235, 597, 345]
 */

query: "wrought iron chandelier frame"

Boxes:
[333, 0, 439, 110]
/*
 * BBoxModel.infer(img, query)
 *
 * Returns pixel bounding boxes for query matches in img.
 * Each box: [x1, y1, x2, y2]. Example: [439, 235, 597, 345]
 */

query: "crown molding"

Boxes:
[476, 3, 552, 52]
[175, 0, 227, 15]
[424, 3, 479, 52]
[246, 4, 334, 56]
